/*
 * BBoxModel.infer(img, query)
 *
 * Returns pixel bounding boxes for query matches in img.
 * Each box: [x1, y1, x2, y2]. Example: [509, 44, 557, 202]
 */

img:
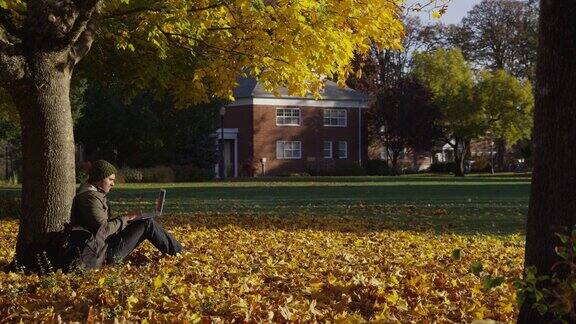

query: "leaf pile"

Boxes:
[0, 215, 523, 322]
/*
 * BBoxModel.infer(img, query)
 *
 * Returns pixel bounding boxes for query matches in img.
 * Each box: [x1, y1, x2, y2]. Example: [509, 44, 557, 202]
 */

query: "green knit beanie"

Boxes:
[88, 160, 117, 182]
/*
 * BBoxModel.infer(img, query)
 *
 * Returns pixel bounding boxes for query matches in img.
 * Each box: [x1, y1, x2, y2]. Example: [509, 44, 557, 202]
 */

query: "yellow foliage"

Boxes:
[0, 215, 523, 322]
[97, 0, 405, 105]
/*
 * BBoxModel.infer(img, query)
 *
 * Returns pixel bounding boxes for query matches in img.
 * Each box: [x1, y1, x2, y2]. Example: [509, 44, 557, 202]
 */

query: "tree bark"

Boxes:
[518, 1, 576, 322]
[0, 0, 99, 272]
[7, 51, 76, 271]
[452, 138, 466, 177]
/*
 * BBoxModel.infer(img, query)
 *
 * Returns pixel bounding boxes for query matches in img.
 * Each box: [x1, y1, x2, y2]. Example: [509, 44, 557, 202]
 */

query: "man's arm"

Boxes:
[78, 195, 129, 237]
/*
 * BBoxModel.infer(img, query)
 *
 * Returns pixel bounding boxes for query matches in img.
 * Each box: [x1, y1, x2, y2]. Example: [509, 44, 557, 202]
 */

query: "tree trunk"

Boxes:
[518, 1, 576, 322]
[390, 153, 399, 170]
[495, 137, 506, 172]
[452, 139, 466, 177]
[8, 52, 76, 271]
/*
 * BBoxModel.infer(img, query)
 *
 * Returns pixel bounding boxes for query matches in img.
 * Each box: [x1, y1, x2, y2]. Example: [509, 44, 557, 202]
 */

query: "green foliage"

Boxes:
[75, 83, 219, 169]
[451, 248, 462, 261]
[120, 168, 144, 183]
[171, 165, 214, 182]
[365, 159, 399, 176]
[513, 227, 576, 323]
[141, 166, 175, 183]
[0, 195, 20, 219]
[476, 69, 534, 146]
[0, 88, 19, 142]
[314, 162, 367, 176]
[469, 261, 483, 276]
[412, 48, 486, 142]
[470, 155, 492, 173]
[76, 163, 90, 183]
[428, 162, 456, 174]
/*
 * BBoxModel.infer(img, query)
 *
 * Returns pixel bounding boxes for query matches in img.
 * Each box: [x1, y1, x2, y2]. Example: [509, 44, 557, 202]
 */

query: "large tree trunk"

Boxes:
[518, 1, 576, 322]
[8, 52, 76, 270]
[0, 0, 98, 272]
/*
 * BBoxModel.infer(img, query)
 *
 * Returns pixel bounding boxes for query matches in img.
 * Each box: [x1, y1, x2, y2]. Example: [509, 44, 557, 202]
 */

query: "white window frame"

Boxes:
[338, 141, 348, 159]
[323, 141, 333, 159]
[276, 141, 302, 159]
[323, 109, 347, 127]
[276, 108, 301, 126]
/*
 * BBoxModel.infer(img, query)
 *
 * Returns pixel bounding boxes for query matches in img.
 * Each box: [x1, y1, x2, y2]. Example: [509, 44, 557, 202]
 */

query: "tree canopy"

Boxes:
[412, 48, 483, 176]
[476, 69, 534, 146]
[0, 0, 406, 104]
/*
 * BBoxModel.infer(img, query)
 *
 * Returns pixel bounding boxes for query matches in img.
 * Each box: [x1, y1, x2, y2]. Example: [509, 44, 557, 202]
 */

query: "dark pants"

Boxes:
[105, 218, 183, 264]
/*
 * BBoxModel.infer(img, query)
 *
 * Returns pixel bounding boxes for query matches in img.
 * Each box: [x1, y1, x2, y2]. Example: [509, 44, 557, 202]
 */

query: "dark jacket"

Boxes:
[65, 183, 130, 269]
[71, 183, 129, 238]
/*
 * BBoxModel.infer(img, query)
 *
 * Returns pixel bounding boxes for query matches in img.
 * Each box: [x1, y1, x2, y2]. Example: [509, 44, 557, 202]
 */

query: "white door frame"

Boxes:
[214, 128, 239, 178]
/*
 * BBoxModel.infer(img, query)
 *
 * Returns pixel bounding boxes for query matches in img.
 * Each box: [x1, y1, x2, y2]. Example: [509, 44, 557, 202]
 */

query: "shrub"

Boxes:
[141, 166, 175, 183]
[323, 162, 367, 176]
[240, 160, 257, 178]
[365, 159, 399, 176]
[428, 161, 456, 173]
[121, 168, 144, 183]
[0, 196, 20, 219]
[171, 165, 214, 182]
[75, 161, 91, 184]
[277, 172, 311, 177]
[470, 156, 492, 173]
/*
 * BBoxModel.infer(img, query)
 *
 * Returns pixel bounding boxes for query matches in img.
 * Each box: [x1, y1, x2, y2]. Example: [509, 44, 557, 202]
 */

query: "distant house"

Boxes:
[215, 77, 369, 177]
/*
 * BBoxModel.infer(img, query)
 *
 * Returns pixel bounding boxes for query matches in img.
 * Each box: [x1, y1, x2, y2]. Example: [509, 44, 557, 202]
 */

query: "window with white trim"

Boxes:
[276, 108, 300, 126]
[276, 141, 302, 159]
[323, 141, 332, 159]
[323, 109, 347, 127]
[338, 141, 348, 159]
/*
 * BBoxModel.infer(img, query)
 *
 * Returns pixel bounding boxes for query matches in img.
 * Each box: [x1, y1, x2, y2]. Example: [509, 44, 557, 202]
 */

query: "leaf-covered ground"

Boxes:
[0, 215, 524, 322]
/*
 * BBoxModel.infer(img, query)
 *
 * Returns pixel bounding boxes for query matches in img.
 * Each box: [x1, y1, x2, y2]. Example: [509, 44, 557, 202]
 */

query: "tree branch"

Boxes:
[102, 6, 166, 20]
[159, 28, 289, 64]
[63, 0, 101, 45]
[70, 17, 97, 65]
[102, 2, 227, 20]
[188, 2, 228, 13]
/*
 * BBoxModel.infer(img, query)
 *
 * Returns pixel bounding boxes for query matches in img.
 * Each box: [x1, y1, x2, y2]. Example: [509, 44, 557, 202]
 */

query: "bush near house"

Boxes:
[120, 165, 214, 183]
[323, 162, 367, 176]
[121, 168, 144, 183]
[365, 159, 400, 176]
[470, 156, 493, 173]
[171, 165, 214, 182]
[428, 162, 457, 174]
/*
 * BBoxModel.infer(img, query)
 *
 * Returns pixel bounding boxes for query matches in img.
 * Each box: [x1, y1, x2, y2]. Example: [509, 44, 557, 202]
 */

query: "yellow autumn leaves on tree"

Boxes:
[0, 215, 523, 322]
[90, 0, 405, 105]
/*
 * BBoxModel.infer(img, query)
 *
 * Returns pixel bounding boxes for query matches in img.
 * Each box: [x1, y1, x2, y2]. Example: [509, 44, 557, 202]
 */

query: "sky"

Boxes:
[407, 0, 482, 25]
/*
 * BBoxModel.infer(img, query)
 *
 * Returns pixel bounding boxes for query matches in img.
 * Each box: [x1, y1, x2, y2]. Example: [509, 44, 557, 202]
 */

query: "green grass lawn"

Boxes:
[1, 173, 530, 235]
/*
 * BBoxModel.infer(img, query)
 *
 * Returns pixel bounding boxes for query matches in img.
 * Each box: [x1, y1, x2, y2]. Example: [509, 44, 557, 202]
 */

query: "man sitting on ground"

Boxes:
[72, 160, 182, 266]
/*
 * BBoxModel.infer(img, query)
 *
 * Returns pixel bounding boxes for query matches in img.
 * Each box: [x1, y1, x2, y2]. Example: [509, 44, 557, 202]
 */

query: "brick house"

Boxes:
[215, 77, 369, 177]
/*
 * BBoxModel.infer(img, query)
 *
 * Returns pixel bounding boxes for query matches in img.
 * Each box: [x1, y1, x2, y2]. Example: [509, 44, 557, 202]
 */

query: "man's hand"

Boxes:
[126, 210, 141, 221]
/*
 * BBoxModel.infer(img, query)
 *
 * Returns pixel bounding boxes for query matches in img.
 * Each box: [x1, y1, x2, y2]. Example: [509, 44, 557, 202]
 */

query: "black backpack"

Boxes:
[52, 223, 108, 272]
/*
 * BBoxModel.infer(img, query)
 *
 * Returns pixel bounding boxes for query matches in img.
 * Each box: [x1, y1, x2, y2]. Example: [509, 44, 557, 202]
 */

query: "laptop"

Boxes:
[132, 189, 166, 220]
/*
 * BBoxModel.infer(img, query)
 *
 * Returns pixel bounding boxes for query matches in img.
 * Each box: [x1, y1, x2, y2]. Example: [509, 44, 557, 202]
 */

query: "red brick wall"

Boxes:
[222, 105, 253, 175]
[251, 105, 367, 175]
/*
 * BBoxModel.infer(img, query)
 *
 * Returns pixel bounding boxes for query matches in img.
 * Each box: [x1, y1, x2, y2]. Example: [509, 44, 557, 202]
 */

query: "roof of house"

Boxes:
[233, 77, 369, 101]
